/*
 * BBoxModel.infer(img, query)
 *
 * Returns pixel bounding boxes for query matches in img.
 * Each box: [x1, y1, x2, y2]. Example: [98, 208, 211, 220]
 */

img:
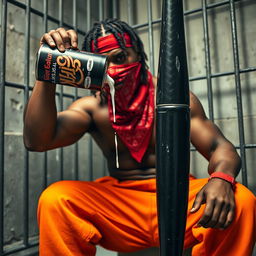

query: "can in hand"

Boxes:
[35, 44, 108, 90]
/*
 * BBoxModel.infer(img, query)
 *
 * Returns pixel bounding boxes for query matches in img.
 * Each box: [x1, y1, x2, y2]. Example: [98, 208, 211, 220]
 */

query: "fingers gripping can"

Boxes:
[35, 44, 108, 90]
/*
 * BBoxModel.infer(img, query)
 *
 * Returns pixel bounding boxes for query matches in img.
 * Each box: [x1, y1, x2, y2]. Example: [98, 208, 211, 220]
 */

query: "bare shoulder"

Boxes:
[67, 92, 101, 114]
[189, 91, 207, 119]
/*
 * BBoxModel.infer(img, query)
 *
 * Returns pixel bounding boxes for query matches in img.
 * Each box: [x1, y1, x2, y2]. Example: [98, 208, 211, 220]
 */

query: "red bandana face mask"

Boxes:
[104, 62, 155, 163]
[91, 33, 155, 163]
[107, 62, 142, 112]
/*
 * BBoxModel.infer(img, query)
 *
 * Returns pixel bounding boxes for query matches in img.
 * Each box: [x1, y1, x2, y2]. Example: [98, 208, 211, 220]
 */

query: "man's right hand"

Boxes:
[40, 28, 78, 52]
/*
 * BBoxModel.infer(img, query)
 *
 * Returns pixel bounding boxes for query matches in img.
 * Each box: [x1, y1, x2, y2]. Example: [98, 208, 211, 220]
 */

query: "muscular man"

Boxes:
[23, 18, 256, 256]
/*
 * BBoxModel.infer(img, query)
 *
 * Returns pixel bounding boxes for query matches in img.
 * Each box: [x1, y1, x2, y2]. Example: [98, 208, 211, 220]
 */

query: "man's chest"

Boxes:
[91, 105, 156, 156]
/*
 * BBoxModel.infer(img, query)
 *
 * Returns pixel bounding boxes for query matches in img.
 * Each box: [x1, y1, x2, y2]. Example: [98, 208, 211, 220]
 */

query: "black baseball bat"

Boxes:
[156, 0, 190, 255]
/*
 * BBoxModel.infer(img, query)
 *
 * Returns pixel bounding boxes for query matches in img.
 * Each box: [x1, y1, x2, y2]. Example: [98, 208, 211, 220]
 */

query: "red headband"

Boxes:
[91, 33, 133, 53]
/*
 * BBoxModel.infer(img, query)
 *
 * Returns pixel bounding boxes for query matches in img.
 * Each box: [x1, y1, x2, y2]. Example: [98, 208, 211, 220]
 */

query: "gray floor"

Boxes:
[97, 246, 117, 256]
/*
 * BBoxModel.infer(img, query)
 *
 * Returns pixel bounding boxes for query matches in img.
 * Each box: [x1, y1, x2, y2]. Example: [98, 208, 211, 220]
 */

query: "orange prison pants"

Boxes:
[38, 176, 256, 256]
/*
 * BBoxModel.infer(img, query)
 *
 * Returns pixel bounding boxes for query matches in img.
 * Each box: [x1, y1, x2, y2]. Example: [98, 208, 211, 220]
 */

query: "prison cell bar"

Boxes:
[112, 0, 118, 18]
[23, 0, 31, 247]
[189, 66, 256, 82]
[127, 0, 134, 26]
[156, 0, 190, 255]
[229, 0, 248, 186]
[99, 0, 107, 178]
[0, 1, 7, 254]
[87, 0, 94, 181]
[87, 0, 91, 32]
[99, 0, 104, 21]
[73, 0, 79, 180]
[147, 0, 155, 75]
[42, 0, 49, 190]
[58, 0, 64, 181]
[202, 0, 214, 122]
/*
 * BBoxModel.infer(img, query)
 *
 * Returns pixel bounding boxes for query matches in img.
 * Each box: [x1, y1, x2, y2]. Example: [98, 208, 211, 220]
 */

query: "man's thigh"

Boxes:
[66, 177, 159, 252]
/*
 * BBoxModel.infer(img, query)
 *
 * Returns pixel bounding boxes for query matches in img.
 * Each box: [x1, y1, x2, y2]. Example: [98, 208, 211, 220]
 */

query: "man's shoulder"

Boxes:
[68, 92, 103, 114]
[189, 91, 207, 120]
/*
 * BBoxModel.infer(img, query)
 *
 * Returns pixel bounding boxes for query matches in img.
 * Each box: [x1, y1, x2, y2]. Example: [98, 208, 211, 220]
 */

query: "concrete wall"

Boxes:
[2, 0, 256, 255]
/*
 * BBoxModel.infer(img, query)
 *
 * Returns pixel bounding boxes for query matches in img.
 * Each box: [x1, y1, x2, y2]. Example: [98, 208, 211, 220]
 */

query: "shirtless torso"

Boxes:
[87, 84, 157, 180]
[23, 76, 209, 181]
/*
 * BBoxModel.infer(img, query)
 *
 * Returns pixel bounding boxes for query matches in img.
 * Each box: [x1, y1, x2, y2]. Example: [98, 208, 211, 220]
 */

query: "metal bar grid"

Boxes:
[132, 0, 243, 29]
[132, 0, 244, 29]
[194, 0, 250, 186]
[7, 0, 86, 36]
[1, 0, 87, 255]
[193, 0, 252, 187]
[130, 0, 256, 187]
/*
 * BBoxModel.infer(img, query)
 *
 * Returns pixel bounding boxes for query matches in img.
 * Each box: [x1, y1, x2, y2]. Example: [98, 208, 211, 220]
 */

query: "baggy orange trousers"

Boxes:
[37, 176, 256, 256]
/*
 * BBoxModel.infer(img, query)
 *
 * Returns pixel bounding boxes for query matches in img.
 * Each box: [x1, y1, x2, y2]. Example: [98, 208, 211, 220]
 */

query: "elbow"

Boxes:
[24, 145, 45, 152]
[236, 154, 242, 171]
[23, 136, 47, 152]
[23, 127, 50, 152]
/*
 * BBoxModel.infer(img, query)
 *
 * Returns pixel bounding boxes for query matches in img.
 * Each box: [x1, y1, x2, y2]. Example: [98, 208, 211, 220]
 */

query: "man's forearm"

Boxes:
[23, 80, 57, 151]
[207, 141, 241, 178]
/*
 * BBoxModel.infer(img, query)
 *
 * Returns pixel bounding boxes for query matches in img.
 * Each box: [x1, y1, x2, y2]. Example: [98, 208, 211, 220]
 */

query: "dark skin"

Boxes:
[23, 28, 241, 230]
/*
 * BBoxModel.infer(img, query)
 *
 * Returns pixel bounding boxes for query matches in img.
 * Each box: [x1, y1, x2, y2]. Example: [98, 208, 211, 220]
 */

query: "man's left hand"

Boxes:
[190, 178, 235, 229]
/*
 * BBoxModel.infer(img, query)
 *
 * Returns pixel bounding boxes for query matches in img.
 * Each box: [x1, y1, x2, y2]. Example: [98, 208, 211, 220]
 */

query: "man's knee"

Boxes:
[38, 180, 85, 216]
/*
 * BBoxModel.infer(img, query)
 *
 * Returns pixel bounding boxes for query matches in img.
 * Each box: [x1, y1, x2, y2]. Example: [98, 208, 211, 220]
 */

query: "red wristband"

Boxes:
[209, 172, 236, 190]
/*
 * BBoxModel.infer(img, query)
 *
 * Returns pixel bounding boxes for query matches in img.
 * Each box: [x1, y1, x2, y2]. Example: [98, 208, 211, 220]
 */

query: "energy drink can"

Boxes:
[35, 44, 108, 90]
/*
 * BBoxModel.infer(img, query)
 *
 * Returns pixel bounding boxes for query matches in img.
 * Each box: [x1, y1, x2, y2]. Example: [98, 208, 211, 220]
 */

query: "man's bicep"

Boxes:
[191, 116, 225, 159]
[47, 107, 92, 150]
[190, 92, 227, 159]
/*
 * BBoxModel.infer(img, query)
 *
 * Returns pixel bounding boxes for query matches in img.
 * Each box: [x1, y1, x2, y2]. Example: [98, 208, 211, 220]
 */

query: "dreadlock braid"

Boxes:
[82, 18, 149, 84]
[104, 23, 126, 50]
